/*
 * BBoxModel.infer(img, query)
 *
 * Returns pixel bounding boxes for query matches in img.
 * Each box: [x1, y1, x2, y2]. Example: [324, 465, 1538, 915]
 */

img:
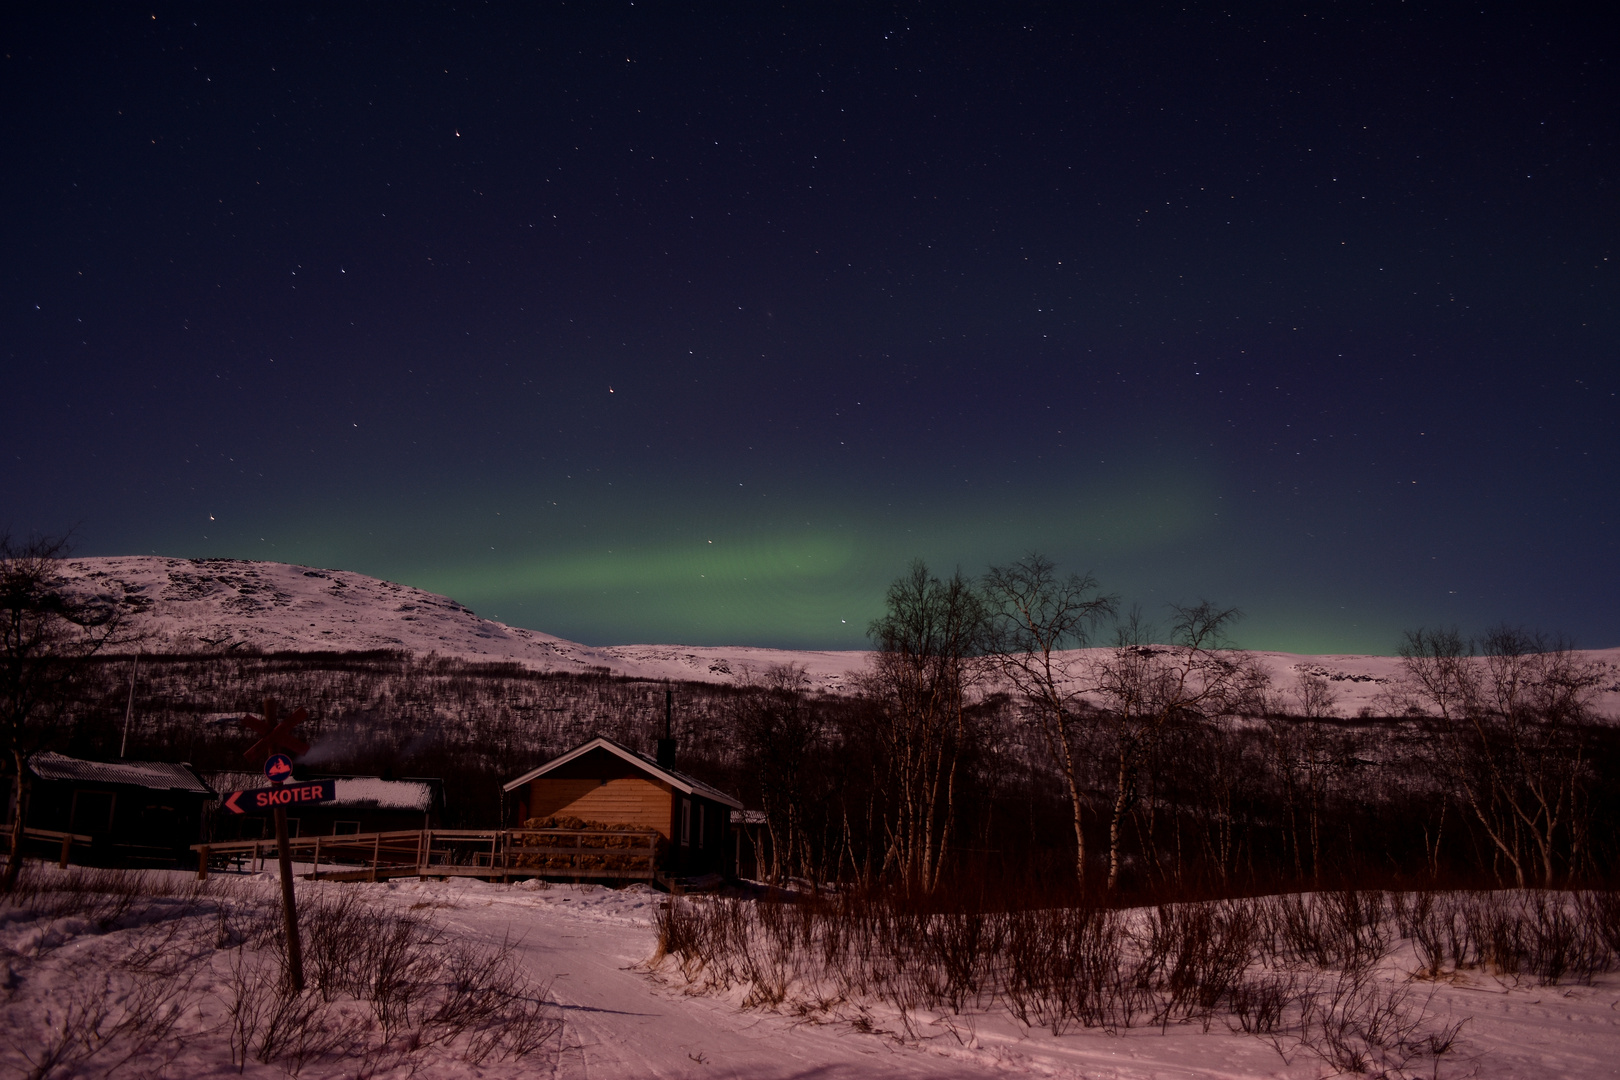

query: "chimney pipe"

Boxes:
[656, 686, 676, 769]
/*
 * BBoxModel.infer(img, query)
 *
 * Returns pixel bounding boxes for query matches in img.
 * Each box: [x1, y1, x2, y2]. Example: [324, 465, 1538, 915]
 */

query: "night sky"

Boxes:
[3, 6, 1615, 653]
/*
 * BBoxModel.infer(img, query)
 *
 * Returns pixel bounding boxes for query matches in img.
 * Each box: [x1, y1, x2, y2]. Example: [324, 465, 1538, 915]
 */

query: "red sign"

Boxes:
[241, 706, 310, 762]
[221, 780, 336, 814]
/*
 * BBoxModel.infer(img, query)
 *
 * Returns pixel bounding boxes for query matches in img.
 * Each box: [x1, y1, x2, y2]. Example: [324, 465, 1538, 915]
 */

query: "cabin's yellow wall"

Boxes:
[528, 776, 671, 838]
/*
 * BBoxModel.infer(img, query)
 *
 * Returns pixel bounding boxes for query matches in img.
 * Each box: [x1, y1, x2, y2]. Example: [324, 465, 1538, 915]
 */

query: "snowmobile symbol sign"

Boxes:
[221, 780, 336, 815]
[264, 753, 294, 782]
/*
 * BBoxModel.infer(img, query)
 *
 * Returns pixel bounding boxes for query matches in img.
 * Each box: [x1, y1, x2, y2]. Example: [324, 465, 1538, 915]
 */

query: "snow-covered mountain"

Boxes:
[54, 556, 1620, 714]
[55, 556, 868, 692]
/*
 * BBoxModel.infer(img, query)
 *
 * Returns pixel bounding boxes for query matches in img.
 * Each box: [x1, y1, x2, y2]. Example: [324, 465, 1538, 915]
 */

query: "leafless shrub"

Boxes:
[1574, 890, 1620, 957]
[4, 864, 214, 938]
[257, 885, 561, 1067]
[1261, 890, 1387, 972]
[1454, 891, 1527, 976]
[1143, 901, 1257, 1029]
[1227, 968, 1298, 1034]
[1409, 892, 1453, 978]
[655, 886, 1475, 1076]
[1002, 904, 1136, 1034]
[1407, 889, 1613, 986]
[1525, 891, 1609, 985]
[3, 868, 560, 1076]
[429, 935, 561, 1065]
[1289, 965, 1465, 1078]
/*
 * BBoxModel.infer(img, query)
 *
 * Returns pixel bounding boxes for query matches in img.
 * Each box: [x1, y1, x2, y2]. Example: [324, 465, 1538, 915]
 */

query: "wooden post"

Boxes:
[58, 833, 71, 869]
[313, 835, 321, 878]
[273, 800, 304, 992]
[264, 702, 305, 993]
[197, 845, 210, 881]
[370, 833, 381, 882]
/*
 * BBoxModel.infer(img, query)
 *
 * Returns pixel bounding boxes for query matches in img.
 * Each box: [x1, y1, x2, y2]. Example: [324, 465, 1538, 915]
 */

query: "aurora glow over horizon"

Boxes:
[3, 7, 1616, 655]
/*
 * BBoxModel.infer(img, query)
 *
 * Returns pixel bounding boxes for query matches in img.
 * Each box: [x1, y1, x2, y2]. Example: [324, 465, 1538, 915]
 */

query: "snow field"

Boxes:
[0, 865, 562, 1079]
[8, 868, 1620, 1078]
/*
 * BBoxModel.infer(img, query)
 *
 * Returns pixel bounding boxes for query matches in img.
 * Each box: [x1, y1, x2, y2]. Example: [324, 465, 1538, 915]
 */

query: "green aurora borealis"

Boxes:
[169, 459, 1435, 654]
[3, 8, 1615, 655]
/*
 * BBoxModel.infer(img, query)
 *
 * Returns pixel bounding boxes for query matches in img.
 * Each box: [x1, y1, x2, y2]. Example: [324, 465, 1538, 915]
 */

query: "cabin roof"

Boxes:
[502, 736, 744, 810]
[29, 752, 214, 796]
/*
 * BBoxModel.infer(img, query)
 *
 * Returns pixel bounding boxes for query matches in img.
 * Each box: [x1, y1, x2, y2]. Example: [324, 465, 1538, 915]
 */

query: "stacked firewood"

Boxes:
[514, 817, 664, 871]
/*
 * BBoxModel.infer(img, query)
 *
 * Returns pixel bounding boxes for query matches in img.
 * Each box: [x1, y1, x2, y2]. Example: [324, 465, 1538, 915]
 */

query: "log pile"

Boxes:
[513, 817, 663, 873]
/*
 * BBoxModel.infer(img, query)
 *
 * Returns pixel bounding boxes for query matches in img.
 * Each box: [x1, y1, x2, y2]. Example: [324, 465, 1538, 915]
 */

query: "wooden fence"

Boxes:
[190, 827, 661, 884]
[16, 827, 95, 868]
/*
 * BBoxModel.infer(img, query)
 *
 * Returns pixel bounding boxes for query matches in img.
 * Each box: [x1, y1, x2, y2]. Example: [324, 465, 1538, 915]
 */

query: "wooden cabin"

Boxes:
[502, 736, 743, 878]
[18, 752, 214, 867]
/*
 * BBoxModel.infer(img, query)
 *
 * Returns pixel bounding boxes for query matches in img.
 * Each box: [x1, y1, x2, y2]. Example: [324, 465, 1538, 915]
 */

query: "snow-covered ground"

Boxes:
[52, 555, 1620, 713]
[6, 869, 1619, 1078]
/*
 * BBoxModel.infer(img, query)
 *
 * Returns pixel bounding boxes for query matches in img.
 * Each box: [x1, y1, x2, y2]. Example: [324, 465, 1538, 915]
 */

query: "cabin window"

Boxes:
[680, 799, 691, 846]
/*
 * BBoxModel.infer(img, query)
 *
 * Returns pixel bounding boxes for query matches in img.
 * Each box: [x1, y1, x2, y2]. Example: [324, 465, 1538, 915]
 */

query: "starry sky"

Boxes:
[3, 5, 1616, 653]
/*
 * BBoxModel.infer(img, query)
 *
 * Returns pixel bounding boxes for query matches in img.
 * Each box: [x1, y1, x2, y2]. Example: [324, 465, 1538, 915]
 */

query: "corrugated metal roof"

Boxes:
[29, 752, 214, 795]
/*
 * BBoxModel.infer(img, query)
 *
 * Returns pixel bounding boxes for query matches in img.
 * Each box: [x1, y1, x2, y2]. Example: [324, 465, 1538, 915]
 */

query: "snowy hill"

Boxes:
[54, 556, 867, 692]
[54, 556, 1620, 714]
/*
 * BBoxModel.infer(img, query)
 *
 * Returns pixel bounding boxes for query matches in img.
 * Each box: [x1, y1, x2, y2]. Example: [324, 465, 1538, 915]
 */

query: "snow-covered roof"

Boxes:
[502, 736, 744, 810]
[330, 777, 434, 811]
[29, 752, 214, 795]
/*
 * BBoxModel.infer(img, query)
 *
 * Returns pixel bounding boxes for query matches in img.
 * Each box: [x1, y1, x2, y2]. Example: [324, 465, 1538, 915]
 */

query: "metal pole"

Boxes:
[119, 651, 140, 758]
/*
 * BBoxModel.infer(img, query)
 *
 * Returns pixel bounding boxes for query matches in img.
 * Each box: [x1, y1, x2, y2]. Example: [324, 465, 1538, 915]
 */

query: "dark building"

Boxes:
[503, 736, 743, 879]
[16, 753, 214, 867]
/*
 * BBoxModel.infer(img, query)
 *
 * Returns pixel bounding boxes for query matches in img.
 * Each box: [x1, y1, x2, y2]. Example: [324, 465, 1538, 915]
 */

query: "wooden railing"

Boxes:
[190, 827, 662, 883]
[17, 828, 95, 868]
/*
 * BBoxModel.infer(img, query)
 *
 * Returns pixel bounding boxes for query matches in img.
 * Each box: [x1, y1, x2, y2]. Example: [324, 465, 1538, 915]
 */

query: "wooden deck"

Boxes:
[190, 827, 662, 883]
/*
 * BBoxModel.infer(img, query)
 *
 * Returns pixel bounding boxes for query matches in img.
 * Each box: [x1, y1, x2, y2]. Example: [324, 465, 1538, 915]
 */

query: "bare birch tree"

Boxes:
[859, 560, 989, 894]
[981, 553, 1115, 887]
[1089, 602, 1265, 891]
[732, 663, 821, 883]
[1398, 626, 1599, 886]
[1265, 673, 1342, 882]
[1, 535, 129, 891]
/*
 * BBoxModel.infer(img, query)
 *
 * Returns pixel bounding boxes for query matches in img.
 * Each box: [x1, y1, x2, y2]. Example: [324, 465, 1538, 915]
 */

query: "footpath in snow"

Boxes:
[391, 877, 1620, 1080]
